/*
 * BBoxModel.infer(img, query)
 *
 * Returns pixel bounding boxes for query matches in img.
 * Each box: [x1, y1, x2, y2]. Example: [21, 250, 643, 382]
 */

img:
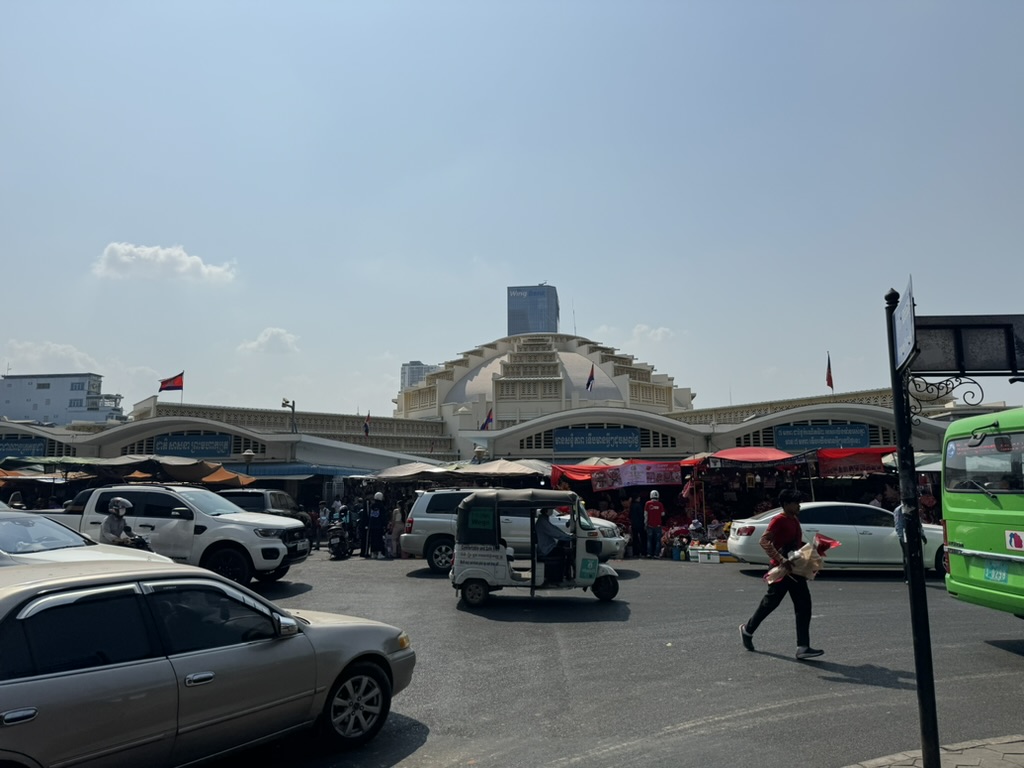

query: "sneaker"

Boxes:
[376, 553, 386, 560]
[796, 646, 824, 660]
[739, 624, 755, 652]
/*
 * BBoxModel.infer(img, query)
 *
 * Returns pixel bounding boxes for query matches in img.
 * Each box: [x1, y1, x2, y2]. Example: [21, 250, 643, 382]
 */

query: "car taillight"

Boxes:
[404, 516, 414, 534]
[734, 526, 756, 537]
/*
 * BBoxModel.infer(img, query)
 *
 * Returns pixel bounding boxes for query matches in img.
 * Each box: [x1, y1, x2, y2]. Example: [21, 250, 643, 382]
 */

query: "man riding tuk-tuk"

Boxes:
[450, 488, 620, 607]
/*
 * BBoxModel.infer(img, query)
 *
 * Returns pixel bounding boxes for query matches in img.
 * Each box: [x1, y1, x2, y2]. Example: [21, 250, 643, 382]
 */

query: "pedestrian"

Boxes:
[315, 501, 329, 551]
[368, 492, 387, 560]
[355, 499, 370, 558]
[644, 490, 665, 559]
[629, 494, 646, 558]
[739, 489, 824, 660]
[390, 503, 404, 559]
[894, 502, 908, 584]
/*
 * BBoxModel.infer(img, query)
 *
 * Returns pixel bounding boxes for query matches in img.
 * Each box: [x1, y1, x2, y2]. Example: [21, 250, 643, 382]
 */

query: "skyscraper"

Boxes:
[507, 284, 559, 336]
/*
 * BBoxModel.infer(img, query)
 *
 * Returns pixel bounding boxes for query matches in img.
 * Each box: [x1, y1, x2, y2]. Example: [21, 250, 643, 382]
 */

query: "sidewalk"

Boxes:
[843, 735, 1024, 768]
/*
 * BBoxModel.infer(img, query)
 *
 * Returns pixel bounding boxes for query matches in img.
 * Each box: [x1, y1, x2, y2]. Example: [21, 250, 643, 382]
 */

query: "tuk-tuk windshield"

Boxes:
[576, 502, 596, 530]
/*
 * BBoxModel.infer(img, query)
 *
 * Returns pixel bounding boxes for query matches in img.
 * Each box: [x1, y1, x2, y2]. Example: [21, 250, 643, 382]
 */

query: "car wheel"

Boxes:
[425, 537, 454, 574]
[320, 662, 392, 749]
[934, 547, 946, 576]
[460, 579, 489, 607]
[201, 546, 253, 585]
[254, 565, 290, 583]
[592, 575, 619, 602]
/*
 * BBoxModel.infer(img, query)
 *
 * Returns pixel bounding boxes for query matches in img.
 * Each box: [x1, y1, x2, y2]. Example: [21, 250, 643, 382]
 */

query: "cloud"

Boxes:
[92, 243, 237, 283]
[4, 340, 102, 372]
[630, 324, 675, 344]
[236, 328, 301, 355]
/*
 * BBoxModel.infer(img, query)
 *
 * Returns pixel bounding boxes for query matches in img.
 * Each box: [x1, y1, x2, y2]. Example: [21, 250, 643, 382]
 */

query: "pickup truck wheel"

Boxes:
[319, 662, 392, 748]
[202, 547, 253, 585]
[254, 565, 290, 583]
[425, 537, 454, 574]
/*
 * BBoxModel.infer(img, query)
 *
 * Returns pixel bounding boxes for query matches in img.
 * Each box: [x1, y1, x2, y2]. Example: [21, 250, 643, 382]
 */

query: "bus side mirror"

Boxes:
[994, 436, 1012, 453]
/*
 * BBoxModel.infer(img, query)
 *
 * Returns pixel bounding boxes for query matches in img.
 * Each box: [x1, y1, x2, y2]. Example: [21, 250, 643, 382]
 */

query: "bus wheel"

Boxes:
[460, 579, 489, 607]
[593, 575, 619, 601]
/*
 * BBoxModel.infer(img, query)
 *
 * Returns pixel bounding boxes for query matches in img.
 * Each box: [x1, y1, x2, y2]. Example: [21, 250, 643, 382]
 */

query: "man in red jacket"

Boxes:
[644, 490, 665, 559]
[739, 489, 824, 660]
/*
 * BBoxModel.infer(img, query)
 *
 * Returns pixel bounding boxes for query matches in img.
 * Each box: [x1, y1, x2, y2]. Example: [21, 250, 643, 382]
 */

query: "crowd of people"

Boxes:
[307, 489, 413, 560]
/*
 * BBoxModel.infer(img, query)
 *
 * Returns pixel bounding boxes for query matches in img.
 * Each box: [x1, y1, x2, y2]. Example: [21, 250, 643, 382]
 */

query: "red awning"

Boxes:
[816, 447, 896, 476]
[712, 448, 795, 463]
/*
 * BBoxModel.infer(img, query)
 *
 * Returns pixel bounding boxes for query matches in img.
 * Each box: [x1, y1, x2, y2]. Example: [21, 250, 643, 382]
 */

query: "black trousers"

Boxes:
[745, 574, 812, 648]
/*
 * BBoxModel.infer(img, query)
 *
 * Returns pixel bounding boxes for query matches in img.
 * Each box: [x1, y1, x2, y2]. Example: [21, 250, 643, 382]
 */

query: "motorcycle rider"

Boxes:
[100, 497, 135, 546]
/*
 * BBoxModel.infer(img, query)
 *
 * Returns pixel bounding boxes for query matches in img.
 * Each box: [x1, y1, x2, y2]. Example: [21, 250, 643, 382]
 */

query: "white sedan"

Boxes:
[0, 509, 172, 566]
[728, 501, 945, 574]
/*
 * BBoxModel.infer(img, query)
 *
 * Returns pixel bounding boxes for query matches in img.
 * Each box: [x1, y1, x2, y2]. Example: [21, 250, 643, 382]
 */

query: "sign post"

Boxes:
[885, 285, 940, 768]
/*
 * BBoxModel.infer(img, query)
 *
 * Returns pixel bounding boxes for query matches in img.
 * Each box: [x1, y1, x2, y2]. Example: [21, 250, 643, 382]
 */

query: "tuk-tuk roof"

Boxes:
[455, 488, 578, 510]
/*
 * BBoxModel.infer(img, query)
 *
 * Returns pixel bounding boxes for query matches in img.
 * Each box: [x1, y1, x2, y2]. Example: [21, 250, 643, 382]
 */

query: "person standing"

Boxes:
[894, 502, 908, 584]
[314, 501, 329, 550]
[739, 489, 824, 660]
[644, 490, 665, 559]
[389, 503, 404, 559]
[368, 492, 387, 560]
[629, 494, 646, 558]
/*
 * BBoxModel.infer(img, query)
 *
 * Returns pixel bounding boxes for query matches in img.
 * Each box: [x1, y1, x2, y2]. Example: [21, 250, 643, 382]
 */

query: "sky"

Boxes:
[2, 1, 1023, 420]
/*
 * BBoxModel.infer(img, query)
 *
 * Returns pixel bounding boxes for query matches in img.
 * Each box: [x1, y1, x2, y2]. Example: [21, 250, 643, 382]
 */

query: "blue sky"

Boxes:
[2, 1, 1022, 418]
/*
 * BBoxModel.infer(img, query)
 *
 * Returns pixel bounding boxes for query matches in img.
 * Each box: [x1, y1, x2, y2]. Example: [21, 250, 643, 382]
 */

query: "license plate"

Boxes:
[329, 537, 340, 545]
[983, 559, 1009, 584]
[297, 540, 310, 552]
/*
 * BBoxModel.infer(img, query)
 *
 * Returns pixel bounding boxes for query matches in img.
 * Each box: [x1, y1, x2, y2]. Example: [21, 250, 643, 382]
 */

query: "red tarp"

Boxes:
[552, 460, 684, 489]
[711, 448, 795, 463]
[816, 447, 896, 476]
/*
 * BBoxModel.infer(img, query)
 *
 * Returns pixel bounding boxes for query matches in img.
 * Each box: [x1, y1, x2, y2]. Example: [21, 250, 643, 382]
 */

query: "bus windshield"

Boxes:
[944, 432, 1024, 494]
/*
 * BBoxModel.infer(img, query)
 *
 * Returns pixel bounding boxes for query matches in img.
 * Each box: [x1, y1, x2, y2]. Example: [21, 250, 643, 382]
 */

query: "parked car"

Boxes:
[0, 510, 172, 566]
[217, 488, 312, 527]
[400, 488, 624, 573]
[0, 560, 416, 768]
[728, 501, 945, 573]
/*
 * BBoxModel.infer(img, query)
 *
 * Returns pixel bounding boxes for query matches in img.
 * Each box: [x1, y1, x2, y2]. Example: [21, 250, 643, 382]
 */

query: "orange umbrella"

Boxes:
[200, 466, 256, 487]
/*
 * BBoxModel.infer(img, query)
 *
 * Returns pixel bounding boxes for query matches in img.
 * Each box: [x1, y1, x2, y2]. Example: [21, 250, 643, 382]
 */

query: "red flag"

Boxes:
[826, 353, 834, 392]
[159, 371, 184, 392]
[480, 409, 493, 431]
[586, 364, 595, 392]
[363, 412, 371, 437]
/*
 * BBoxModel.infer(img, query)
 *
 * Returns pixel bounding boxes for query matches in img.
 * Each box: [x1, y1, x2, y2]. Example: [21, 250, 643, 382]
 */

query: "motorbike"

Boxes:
[326, 520, 351, 560]
[120, 526, 154, 552]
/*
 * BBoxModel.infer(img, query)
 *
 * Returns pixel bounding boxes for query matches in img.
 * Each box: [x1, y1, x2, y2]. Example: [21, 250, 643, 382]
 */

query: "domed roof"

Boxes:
[443, 350, 621, 405]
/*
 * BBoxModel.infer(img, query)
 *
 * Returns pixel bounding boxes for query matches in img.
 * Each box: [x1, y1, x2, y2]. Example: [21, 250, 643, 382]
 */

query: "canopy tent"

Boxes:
[372, 459, 552, 483]
[198, 466, 256, 487]
[816, 447, 897, 476]
[881, 452, 942, 472]
[552, 459, 683, 489]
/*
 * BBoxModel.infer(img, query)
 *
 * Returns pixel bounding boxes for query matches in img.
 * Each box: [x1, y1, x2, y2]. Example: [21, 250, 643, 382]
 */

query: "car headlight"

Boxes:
[397, 631, 412, 650]
[601, 528, 616, 538]
[254, 528, 286, 539]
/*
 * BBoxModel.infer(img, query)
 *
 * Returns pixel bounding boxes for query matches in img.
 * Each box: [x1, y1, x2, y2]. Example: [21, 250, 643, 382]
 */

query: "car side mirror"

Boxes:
[276, 614, 299, 637]
[171, 507, 194, 520]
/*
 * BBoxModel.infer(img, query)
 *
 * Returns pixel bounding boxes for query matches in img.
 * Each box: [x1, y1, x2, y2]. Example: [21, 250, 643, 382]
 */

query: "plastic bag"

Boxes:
[764, 533, 841, 584]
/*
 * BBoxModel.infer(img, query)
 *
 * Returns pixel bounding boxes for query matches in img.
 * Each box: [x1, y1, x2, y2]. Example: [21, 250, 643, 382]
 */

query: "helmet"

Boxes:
[650, 490, 660, 500]
[339, 505, 348, 512]
[374, 492, 384, 501]
[109, 497, 133, 516]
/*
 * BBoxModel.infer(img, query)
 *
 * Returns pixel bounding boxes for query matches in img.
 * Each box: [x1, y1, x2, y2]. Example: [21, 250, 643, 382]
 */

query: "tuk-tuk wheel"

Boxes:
[460, 579, 489, 607]
[592, 575, 619, 602]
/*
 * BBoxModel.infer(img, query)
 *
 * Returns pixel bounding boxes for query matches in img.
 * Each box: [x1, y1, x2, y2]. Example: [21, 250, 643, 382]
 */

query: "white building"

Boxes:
[1, 373, 124, 426]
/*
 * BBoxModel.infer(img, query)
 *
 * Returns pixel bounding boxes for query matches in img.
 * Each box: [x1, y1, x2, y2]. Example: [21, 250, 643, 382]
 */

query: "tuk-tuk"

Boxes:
[450, 488, 620, 606]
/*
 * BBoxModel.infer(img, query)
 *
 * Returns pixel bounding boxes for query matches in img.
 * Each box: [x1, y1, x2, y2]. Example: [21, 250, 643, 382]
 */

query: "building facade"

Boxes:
[400, 361, 442, 391]
[1, 373, 124, 426]
[507, 284, 559, 335]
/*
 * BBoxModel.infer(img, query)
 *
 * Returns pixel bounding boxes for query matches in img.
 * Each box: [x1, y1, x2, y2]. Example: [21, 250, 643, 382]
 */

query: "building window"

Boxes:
[36, 383, 50, 390]
[70, 382, 85, 391]
[69, 399, 83, 408]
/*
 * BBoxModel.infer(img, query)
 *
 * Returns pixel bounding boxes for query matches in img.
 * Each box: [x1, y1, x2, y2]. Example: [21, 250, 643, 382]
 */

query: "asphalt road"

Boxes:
[214, 552, 1024, 768]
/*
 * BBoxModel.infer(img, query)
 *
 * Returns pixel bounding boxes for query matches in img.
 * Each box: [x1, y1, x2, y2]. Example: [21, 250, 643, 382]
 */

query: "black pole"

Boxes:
[885, 289, 941, 767]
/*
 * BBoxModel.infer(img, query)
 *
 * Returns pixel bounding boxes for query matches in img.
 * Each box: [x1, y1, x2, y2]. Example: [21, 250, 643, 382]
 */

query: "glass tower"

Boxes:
[507, 285, 559, 335]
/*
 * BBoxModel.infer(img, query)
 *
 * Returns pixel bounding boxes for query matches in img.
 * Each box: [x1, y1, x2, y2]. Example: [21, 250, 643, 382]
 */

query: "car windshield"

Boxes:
[220, 494, 263, 511]
[176, 488, 250, 517]
[0, 515, 92, 553]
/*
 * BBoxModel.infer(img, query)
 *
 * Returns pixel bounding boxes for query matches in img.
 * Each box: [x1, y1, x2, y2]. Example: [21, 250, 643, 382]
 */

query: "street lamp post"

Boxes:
[281, 398, 297, 433]
[242, 448, 255, 476]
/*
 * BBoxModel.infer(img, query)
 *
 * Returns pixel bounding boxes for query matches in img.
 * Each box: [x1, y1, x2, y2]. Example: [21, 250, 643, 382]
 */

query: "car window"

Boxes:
[177, 488, 247, 517]
[424, 492, 472, 514]
[272, 493, 297, 511]
[798, 506, 849, 526]
[0, 515, 89, 553]
[96, 490, 145, 515]
[136, 492, 182, 519]
[221, 493, 262, 511]
[0, 586, 156, 678]
[847, 506, 895, 528]
[147, 583, 276, 654]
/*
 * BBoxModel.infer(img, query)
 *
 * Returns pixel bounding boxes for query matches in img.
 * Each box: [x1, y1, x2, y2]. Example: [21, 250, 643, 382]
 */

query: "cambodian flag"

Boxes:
[586, 364, 595, 392]
[363, 412, 370, 437]
[480, 409, 493, 430]
[158, 371, 184, 392]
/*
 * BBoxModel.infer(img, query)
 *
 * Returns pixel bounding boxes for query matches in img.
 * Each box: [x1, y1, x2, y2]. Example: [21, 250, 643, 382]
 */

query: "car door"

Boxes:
[848, 506, 901, 565]
[0, 583, 177, 768]
[145, 579, 317, 765]
[798, 505, 858, 564]
[131, 491, 196, 563]
[498, 506, 534, 554]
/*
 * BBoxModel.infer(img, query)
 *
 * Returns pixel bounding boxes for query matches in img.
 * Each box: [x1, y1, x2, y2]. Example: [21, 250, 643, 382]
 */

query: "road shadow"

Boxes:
[405, 567, 447, 579]
[985, 638, 1024, 658]
[250, 580, 314, 599]
[456, 594, 631, 623]
[213, 712, 428, 768]
[606, 566, 641, 581]
[736, 568, 945, 584]
[752, 651, 918, 690]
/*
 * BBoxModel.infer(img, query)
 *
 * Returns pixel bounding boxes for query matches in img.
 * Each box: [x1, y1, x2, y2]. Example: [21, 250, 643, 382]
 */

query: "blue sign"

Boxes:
[154, 434, 232, 458]
[774, 425, 871, 452]
[553, 428, 641, 453]
[0, 438, 46, 458]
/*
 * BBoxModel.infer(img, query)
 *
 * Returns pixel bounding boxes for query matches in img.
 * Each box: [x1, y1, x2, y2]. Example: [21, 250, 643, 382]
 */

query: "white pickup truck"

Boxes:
[43, 484, 310, 584]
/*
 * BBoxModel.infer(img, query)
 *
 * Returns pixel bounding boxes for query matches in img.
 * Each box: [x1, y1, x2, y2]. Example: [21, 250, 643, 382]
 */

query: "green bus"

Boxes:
[942, 408, 1024, 619]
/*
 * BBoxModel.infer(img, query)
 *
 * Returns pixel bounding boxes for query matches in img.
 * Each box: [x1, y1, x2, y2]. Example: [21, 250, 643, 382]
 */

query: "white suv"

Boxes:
[400, 488, 624, 574]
